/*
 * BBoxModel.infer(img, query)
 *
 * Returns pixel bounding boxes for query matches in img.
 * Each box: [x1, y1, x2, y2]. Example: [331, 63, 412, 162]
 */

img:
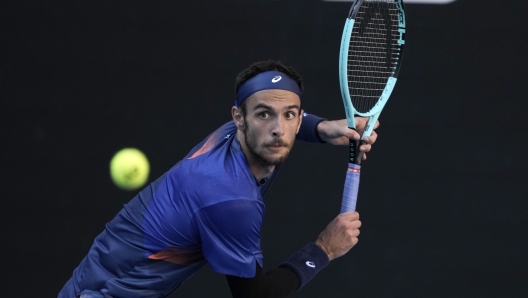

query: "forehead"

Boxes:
[245, 89, 301, 109]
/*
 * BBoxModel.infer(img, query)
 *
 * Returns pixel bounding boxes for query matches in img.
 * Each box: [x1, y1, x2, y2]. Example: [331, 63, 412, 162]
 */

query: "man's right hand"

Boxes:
[315, 212, 361, 261]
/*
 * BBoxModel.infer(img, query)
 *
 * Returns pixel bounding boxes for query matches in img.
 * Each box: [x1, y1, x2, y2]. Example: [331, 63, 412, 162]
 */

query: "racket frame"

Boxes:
[338, 0, 406, 213]
[339, 0, 406, 143]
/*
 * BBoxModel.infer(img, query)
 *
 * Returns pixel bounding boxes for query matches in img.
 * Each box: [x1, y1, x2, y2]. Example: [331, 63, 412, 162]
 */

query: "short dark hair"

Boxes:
[235, 60, 304, 117]
[235, 60, 304, 94]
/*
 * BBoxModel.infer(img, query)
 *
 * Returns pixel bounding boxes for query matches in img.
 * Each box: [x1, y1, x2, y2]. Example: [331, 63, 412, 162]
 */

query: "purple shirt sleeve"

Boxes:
[194, 199, 264, 278]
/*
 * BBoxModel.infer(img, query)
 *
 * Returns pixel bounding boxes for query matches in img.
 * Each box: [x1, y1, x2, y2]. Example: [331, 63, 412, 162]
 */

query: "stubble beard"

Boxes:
[243, 124, 292, 167]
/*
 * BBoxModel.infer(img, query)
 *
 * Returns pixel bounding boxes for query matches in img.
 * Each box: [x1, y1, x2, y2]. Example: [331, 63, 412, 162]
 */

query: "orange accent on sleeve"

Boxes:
[188, 131, 222, 159]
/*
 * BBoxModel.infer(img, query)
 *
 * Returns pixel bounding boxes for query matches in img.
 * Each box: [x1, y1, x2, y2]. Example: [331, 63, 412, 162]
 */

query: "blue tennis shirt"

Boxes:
[59, 114, 324, 298]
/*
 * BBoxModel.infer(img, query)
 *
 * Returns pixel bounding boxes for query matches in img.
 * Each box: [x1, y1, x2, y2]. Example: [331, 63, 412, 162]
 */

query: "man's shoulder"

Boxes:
[174, 144, 244, 184]
[177, 163, 256, 200]
[171, 132, 250, 190]
[184, 121, 238, 159]
[164, 144, 258, 208]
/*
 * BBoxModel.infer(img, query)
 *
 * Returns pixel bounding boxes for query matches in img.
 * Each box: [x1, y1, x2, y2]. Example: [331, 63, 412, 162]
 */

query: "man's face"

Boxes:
[238, 89, 302, 167]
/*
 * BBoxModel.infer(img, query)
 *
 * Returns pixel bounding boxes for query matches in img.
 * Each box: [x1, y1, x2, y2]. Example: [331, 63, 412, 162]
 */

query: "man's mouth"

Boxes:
[266, 142, 287, 148]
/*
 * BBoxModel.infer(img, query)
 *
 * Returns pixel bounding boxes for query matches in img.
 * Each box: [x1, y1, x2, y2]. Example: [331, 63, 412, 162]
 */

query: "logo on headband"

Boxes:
[271, 76, 282, 83]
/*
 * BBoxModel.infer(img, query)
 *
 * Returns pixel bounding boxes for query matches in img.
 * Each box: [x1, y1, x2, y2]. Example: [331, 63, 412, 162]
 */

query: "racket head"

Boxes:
[340, 0, 406, 120]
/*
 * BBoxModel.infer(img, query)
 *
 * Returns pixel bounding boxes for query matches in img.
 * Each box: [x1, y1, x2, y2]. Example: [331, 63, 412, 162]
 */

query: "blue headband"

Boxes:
[235, 71, 302, 107]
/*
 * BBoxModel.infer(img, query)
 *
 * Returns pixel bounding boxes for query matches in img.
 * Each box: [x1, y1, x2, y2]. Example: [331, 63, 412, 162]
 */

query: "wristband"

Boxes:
[279, 243, 330, 290]
[297, 113, 326, 143]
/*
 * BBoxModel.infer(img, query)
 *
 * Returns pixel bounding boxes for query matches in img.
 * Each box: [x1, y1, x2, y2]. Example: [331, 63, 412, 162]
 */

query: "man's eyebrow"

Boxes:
[285, 105, 301, 112]
[253, 103, 273, 111]
[252, 104, 301, 112]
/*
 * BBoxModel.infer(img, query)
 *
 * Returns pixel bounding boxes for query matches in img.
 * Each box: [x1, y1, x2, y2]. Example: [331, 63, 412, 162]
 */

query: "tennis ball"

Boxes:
[110, 148, 150, 190]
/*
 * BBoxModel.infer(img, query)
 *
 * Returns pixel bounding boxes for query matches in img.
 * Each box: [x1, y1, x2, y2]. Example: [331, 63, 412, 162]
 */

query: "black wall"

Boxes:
[3, 0, 528, 297]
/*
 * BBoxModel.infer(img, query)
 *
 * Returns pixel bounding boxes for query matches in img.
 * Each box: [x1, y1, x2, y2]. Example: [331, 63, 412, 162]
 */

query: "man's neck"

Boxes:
[236, 130, 275, 181]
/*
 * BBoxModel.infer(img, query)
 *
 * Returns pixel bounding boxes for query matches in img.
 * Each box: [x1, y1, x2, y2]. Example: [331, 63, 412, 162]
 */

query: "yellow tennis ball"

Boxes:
[110, 148, 150, 190]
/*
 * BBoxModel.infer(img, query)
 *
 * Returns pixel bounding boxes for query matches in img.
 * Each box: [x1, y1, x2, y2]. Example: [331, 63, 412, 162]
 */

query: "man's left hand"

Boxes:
[316, 118, 379, 160]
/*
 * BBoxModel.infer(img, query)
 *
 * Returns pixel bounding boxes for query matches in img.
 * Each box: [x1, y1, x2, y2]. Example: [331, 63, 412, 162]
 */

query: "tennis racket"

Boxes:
[339, 0, 406, 213]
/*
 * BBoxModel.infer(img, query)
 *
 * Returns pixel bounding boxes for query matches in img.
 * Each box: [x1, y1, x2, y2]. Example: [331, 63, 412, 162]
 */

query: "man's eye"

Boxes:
[286, 111, 296, 119]
[259, 112, 270, 119]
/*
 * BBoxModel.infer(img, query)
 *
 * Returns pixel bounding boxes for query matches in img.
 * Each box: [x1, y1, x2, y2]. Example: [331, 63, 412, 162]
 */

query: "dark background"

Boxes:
[3, 0, 528, 297]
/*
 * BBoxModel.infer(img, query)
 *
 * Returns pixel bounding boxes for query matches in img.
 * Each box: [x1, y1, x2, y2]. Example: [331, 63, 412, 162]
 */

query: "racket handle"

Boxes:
[340, 163, 361, 213]
[349, 137, 367, 165]
[349, 128, 364, 165]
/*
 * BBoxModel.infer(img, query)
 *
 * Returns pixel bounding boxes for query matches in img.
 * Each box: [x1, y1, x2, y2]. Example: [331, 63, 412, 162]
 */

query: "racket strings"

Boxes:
[348, 0, 401, 113]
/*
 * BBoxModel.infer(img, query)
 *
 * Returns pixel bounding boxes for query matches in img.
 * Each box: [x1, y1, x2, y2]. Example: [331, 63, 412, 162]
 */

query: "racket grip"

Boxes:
[340, 163, 361, 213]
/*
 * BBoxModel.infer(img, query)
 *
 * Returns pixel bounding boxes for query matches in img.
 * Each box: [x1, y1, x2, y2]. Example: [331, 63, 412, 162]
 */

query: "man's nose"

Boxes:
[271, 117, 285, 137]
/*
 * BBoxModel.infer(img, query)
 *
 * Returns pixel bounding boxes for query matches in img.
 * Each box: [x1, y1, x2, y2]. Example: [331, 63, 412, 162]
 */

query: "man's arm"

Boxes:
[226, 264, 300, 298]
[298, 113, 378, 159]
[316, 118, 379, 147]
[226, 212, 361, 298]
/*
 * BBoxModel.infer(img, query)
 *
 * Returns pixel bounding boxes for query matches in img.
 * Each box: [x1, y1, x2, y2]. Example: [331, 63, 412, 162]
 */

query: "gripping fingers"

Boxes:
[339, 211, 359, 221]
[361, 132, 377, 148]
[347, 226, 360, 237]
[351, 219, 362, 229]
[359, 129, 378, 160]
[373, 120, 380, 130]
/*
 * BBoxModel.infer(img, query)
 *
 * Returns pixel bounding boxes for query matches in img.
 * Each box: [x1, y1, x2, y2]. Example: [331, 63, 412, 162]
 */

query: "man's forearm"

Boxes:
[226, 243, 330, 298]
[226, 264, 299, 298]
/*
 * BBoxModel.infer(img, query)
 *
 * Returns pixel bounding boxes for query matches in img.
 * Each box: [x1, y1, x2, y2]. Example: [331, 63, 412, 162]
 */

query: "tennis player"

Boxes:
[59, 60, 378, 298]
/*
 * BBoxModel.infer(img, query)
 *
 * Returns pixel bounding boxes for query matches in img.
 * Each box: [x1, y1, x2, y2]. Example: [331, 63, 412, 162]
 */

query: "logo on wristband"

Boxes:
[305, 261, 316, 268]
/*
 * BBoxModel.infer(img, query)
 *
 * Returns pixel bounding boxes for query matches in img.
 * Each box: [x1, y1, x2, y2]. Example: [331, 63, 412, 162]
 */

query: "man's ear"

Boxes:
[232, 106, 245, 130]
